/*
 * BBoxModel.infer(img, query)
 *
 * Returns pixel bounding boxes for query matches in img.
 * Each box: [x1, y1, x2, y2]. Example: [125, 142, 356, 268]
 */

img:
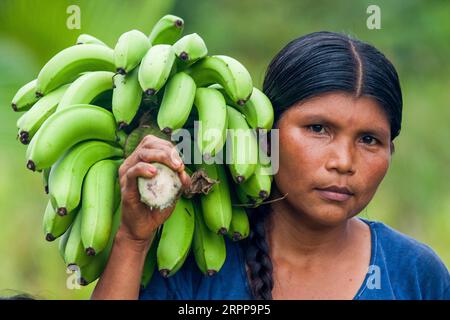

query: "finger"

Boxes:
[179, 170, 191, 190]
[140, 134, 174, 150]
[120, 136, 174, 176]
[137, 148, 184, 172]
[123, 162, 158, 196]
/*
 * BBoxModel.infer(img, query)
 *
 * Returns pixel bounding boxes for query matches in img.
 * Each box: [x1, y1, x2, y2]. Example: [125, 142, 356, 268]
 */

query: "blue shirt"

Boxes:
[139, 219, 450, 300]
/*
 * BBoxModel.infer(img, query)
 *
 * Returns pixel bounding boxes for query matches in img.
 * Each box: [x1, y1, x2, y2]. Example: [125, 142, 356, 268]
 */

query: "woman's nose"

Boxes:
[324, 138, 355, 175]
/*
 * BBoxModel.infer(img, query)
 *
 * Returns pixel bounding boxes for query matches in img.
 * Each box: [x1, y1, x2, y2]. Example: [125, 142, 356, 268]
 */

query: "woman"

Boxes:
[91, 31, 450, 300]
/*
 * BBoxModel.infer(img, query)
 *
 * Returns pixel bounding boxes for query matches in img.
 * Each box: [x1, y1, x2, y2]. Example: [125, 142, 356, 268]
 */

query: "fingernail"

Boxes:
[173, 159, 182, 167]
[149, 167, 157, 173]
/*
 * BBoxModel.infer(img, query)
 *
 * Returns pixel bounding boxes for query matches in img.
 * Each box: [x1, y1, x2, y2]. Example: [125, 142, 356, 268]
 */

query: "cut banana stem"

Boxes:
[138, 163, 183, 211]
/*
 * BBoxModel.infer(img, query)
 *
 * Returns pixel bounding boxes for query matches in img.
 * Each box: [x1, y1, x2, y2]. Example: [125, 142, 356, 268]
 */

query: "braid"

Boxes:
[244, 203, 274, 300]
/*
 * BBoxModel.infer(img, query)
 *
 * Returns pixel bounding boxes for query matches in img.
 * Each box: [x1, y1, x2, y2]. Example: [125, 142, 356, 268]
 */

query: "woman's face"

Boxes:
[273, 92, 393, 227]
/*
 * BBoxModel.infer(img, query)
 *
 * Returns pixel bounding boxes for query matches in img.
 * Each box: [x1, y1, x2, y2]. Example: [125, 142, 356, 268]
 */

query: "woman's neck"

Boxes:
[267, 193, 357, 267]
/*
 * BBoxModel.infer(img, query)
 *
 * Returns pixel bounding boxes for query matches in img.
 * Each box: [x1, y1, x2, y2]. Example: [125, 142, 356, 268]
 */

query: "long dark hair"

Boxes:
[244, 31, 403, 300]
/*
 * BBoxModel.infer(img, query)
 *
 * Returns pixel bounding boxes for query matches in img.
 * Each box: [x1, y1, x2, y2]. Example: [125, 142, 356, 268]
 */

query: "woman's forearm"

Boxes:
[90, 227, 155, 300]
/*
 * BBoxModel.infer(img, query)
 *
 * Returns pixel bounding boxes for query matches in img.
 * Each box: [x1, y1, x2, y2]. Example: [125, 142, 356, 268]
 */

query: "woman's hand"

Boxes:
[117, 134, 191, 245]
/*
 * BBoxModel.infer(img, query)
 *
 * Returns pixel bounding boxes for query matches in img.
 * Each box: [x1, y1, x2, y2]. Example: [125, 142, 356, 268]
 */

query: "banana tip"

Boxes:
[160, 269, 170, 278]
[19, 131, 29, 145]
[78, 277, 88, 286]
[86, 247, 96, 256]
[26, 160, 36, 171]
[45, 233, 55, 242]
[11, 103, 17, 112]
[35, 91, 43, 98]
[232, 233, 243, 241]
[44, 185, 49, 194]
[116, 68, 126, 75]
[259, 190, 269, 199]
[57, 207, 67, 216]
[237, 99, 246, 106]
[162, 127, 172, 135]
[145, 89, 156, 96]
[118, 121, 128, 130]
[175, 19, 183, 28]
[218, 227, 228, 236]
[236, 176, 245, 184]
[179, 52, 189, 61]
[207, 270, 217, 277]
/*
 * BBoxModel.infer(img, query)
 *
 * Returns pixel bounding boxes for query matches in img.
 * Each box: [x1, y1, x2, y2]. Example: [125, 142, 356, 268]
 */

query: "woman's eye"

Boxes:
[362, 135, 377, 145]
[308, 124, 326, 134]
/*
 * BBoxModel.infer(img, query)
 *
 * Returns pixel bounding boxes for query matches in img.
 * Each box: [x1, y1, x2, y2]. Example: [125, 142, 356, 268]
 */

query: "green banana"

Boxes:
[194, 162, 232, 235]
[148, 14, 184, 45]
[64, 211, 93, 268]
[194, 87, 228, 157]
[157, 72, 196, 134]
[76, 34, 108, 47]
[236, 161, 273, 206]
[58, 224, 71, 261]
[36, 44, 115, 96]
[186, 55, 253, 106]
[112, 67, 142, 129]
[48, 140, 123, 216]
[114, 29, 151, 75]
[226, 106, 258, 184]
[17, 84, 70, 144]
[43, 167, 51, 194]
[11, 79, 39, 112]
[77, 200, 122, 286]
[227, 188, 250, 241]
[157, 196, 195, 278]
[81, 159, 122, 256]
[26, 104, 118, 171]
[57, 71, 115, 110]
[172, 33, 208, 66]
[43, 199, 78, 241]
[192, 198, 226, 276]
[211, 85, 274, 130]
[115, 130, 128, 148]
[138, 44, 176, 96]
[141, 232, 159, 289]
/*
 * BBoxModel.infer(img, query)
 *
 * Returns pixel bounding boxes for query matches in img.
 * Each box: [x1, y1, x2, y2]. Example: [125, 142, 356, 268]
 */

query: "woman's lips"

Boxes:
[315, 189, 353, 202]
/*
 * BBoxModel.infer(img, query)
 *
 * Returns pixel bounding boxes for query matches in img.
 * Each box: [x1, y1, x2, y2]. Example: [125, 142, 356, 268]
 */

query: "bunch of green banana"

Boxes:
[112, 67, 142, 129]
[57, 71, 115, 110]
[17, 84, 70, 144]
[157, 196, 195, 278]
[192, 198, 226, 276]
[195, 162, 232, 235]
[114, 29, 150, 75]
[35, 44, 115, 96]
[138, 44, 176, 96]
[148, 15, 184, 45]
[26, 104, 118, 171]
[81, 159, 122, 256]
[11, 13, 277, 284]
[11, 79, 39, 112]
[76, 34, 108, 47]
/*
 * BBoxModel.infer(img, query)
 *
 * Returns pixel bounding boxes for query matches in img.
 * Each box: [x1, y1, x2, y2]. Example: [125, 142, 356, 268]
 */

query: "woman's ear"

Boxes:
[390, 141, 395, 155]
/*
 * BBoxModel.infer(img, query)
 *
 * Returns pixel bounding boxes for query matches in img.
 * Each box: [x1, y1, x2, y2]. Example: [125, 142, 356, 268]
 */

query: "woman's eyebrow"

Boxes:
[299, 114, 390, 139]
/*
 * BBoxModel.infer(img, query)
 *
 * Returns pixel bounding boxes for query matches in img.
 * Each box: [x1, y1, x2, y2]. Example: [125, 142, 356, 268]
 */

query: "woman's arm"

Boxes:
[90, 227, 154, 300]
[90, 134, 191, 300]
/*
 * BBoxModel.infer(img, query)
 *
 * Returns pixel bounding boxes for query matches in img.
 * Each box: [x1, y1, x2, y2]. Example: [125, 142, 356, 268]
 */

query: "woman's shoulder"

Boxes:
[364, 218, 446, 264]
[361, 218, 450, 299]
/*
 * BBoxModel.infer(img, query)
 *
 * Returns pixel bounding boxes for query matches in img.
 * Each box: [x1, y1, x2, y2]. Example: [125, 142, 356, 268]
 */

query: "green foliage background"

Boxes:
[0, 0, 448, 299]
